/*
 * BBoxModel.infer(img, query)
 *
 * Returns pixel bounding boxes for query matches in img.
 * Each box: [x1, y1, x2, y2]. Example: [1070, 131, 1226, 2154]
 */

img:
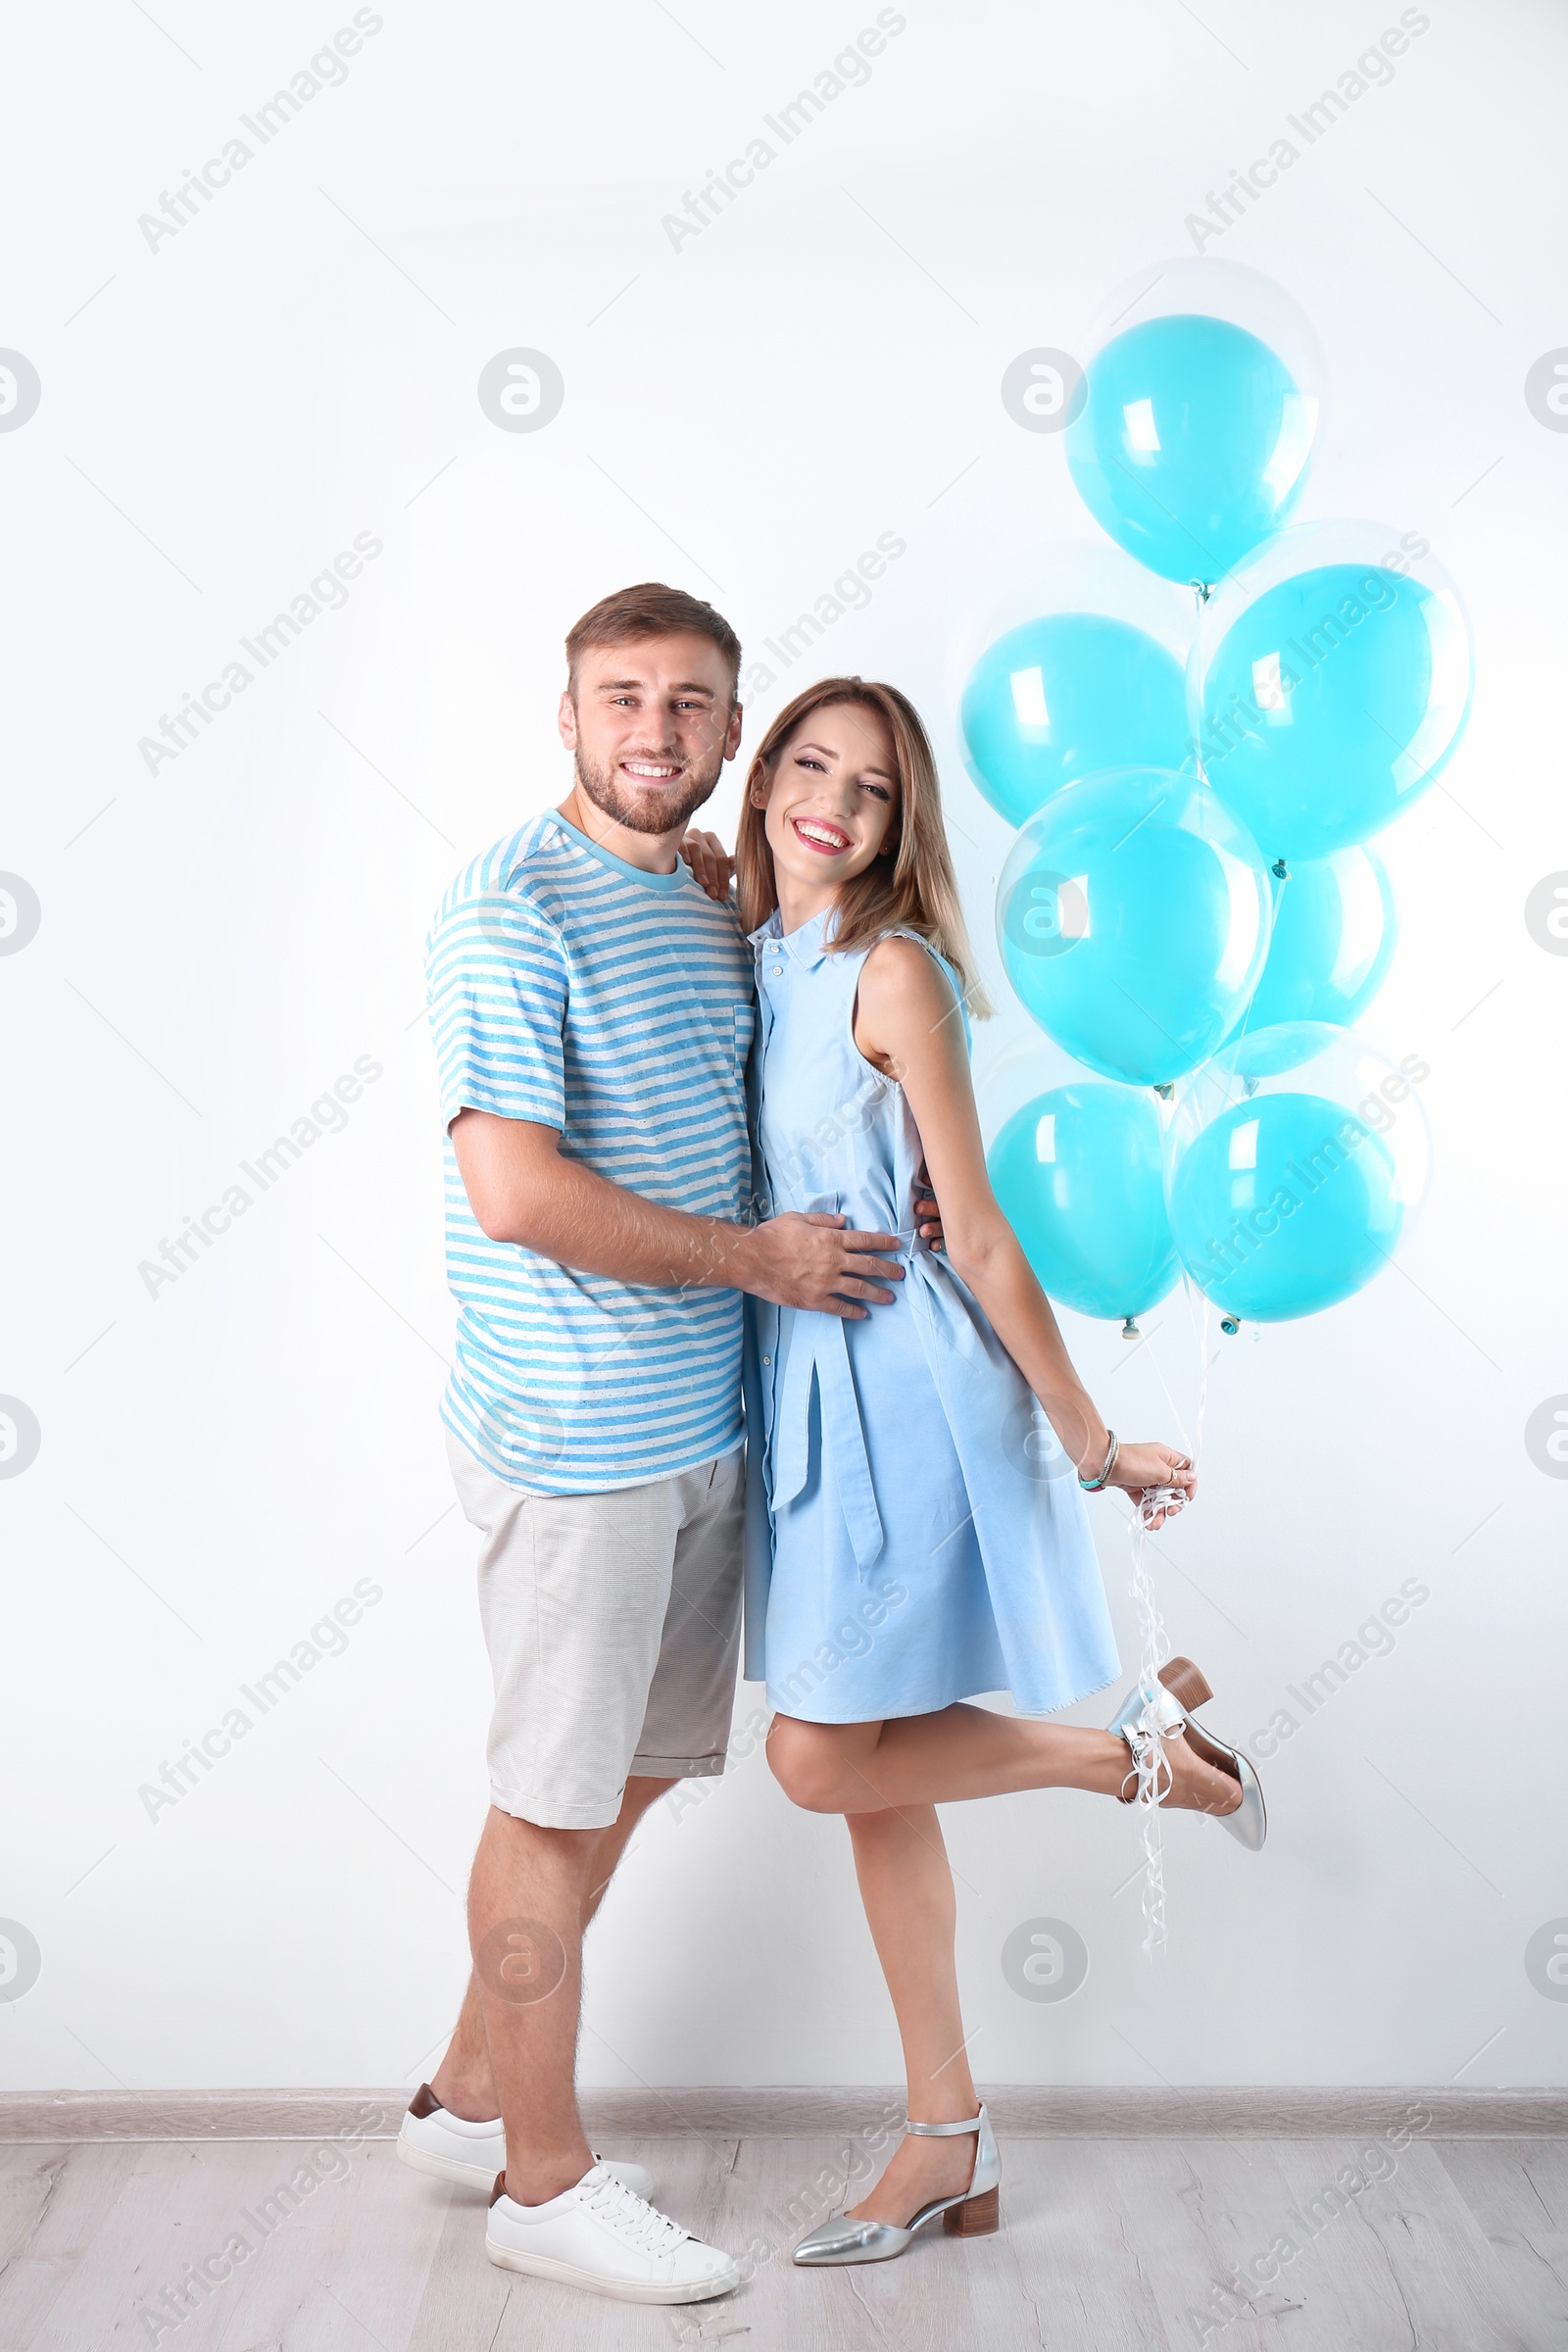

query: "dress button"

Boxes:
[762, 1355, 771, 1366]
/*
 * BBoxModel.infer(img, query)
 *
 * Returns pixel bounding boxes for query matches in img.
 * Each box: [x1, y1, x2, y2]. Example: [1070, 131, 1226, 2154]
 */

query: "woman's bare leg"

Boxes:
[767, 1708, 1240, 2233]
[767, 1703, 1242, 1819]
[840, 1806, 988, 2226]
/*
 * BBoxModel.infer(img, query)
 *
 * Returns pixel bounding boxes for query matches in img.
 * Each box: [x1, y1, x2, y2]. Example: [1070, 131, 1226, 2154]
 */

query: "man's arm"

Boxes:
[451, 1110, 905, 1317]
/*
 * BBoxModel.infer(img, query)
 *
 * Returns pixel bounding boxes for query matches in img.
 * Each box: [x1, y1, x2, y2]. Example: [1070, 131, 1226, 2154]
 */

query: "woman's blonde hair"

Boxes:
[735, 675, 992, 1015]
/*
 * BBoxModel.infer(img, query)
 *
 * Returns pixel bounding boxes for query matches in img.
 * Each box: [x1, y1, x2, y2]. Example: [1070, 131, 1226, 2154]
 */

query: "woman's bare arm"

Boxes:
[853, 939, 1195, 1507]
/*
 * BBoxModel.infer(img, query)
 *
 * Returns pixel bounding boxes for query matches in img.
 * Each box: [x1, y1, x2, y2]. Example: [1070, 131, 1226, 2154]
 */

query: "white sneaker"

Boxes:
[485, 2162, 740, 2304]
[397, 2085, 652, 2201]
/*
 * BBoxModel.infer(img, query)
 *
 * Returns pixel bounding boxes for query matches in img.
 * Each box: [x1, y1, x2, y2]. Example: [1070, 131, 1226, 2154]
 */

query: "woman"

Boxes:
[730, 675, 1265, 2269]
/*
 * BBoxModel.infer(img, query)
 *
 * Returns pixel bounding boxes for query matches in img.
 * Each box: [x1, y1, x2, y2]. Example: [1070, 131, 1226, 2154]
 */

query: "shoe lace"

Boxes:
[580, 2167, 691, 2257]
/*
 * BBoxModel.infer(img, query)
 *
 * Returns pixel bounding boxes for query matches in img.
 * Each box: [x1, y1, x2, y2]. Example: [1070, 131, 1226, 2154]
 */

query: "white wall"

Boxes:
[3, 0, 1565, 2097]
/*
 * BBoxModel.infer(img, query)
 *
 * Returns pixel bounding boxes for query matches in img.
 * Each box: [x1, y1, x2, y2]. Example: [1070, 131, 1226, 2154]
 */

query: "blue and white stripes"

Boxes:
[426, 811, 755, 1493]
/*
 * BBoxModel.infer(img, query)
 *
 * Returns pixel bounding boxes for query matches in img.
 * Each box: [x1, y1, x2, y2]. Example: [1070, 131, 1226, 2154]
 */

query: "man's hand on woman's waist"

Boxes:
[452, 1108, 903, 1318]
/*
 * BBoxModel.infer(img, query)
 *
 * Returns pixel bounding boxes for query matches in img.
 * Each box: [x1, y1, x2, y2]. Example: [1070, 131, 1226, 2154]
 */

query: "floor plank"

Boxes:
[1363, 2136, 1551, 2350]
[1434, 2139, 1568, 2342]
[10, 2138, 448, 2352]
[968, 2140, 1172, 2352]
[0, 2144, 147, 2352]
[4, 2132, 1567, 2350]
[732, 2131, 989, 2352]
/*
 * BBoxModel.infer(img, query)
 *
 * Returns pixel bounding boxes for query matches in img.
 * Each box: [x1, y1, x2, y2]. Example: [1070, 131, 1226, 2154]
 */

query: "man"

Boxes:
[399, 583, 913, 2305]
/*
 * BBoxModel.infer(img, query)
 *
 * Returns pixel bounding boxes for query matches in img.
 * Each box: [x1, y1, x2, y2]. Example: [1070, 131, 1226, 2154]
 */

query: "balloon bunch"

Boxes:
[972, 259, 1468, 1340]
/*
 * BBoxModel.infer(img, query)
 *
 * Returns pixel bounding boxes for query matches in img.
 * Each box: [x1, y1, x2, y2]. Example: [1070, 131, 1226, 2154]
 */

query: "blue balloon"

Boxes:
[1065, 315, 1313, 584]
[1193, 562, 1474, 858]
[996, 766, 1272, 1086]
[989, 1083, 1179, 1323]
[1166, 1089, 1402, 1322]
[1225, 848, 1396, 1041]
[960, 614, 1189, 828]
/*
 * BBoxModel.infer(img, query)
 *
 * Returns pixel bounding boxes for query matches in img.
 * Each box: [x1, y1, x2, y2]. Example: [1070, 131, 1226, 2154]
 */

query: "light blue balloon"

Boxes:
[1166, 1088, 1402, 1322]
[996, 766, 1272, 1086]
[1194, 563, 1474, 858]
[989, 1083, 1179, 1323]
[960, 614, 1189, 828]
[1065, 315, 1313, 584]
[1224, 848, 1396, 1042]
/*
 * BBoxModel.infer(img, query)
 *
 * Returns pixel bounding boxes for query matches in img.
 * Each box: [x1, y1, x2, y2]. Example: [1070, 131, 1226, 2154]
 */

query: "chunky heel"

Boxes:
[944, 2185, 1000, 2235]
[1105, 1658, 1268, 1851]
[1160, 1655, 1212, 1711]
[793, 2103, 1001, 2265]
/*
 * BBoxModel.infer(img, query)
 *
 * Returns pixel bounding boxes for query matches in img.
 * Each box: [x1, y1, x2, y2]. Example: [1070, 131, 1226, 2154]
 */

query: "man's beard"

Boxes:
[572, 743, 722, 837]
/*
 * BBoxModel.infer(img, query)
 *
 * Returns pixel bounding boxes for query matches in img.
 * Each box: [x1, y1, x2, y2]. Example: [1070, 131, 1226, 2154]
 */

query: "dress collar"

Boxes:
[750, 903, 835, 969]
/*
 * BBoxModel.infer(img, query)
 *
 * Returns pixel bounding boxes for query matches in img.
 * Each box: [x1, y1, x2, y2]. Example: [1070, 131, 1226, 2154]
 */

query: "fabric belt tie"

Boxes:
[771, 1310, 886, 1576]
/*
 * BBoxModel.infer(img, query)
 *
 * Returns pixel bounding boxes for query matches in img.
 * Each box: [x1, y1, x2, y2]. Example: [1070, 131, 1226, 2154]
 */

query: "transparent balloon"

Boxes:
[1063, 259, 1326, 588]
[944, 540, 1194, 704]
[988, 1082, 1179, 1327]
[973, 1024, 1088, 1150]
[1222, 846, 1396, 1042]
[1188, 518, 1475, 860]
[995, 765, 1272, 1086]
[961, 616, 1189, 831]
[1164, 1022, 1432, 1324]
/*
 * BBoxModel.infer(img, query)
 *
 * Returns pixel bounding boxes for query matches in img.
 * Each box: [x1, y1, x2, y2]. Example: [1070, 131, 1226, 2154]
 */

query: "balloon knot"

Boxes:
[1121, 1316, 1141, 1341]
[1271, 857, 1290, 880]
[1219, 1315, 1242, 1336]
[1152, 1082, 1175, 1101]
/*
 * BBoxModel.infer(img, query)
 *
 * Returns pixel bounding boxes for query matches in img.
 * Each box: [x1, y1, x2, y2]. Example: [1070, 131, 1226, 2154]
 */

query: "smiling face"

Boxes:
[754, 701, 901, 924]
[559, 630, 742, 839]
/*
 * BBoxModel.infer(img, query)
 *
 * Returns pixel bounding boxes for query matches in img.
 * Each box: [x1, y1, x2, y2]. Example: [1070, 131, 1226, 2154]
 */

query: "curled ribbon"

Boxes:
[1124, 1509, 1174, 1961]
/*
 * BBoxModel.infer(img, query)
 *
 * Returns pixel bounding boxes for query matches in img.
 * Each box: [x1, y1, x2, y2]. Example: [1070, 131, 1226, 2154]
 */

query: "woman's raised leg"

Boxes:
[768, 1702, 1241, 1819]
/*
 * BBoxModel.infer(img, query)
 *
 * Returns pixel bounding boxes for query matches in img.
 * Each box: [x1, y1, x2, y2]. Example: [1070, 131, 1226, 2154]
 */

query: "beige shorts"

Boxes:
[446, 1431, 745, 1831]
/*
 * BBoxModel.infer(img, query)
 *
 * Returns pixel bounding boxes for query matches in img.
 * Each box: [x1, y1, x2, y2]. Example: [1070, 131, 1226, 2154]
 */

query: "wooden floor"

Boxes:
[3, 2131, 1566, 2349]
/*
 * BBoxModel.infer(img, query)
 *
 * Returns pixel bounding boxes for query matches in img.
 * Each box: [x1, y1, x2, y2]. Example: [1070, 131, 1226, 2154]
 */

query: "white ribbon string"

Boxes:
[1125, 1502, 1173, 1959]
[1123, 1280, 1211, 1960]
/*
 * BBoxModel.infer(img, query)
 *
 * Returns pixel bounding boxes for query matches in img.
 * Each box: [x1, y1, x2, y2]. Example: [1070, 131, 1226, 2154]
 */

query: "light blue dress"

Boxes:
[741, 906, 1121, 1724]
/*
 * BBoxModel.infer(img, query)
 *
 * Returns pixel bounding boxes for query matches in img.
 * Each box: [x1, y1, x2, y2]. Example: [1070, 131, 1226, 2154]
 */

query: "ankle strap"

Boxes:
[905, 2104, 985, 2137]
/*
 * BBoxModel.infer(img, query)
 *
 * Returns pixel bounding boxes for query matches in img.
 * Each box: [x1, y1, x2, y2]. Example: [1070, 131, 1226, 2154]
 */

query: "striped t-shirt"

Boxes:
[425, 809, 756, 1493]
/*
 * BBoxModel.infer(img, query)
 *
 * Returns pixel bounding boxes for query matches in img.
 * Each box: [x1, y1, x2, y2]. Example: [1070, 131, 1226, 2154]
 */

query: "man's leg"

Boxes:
[429, 1437, 692, 2184]
[466, 1803, 597, 2203]
[430, 1774, 673, 2124]
[422, 1439, 743, 2298]
[430, 1446, 742, 2142]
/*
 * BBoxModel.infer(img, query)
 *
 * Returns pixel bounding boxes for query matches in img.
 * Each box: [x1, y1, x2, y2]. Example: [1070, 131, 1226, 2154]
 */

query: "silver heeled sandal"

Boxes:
[791, 2105, 1001, 2266]
[1108, 1655, 1267, 1852]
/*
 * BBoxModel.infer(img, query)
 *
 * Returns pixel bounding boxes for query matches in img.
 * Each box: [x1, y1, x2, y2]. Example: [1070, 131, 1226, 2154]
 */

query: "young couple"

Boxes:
[403, 581, 1265, 2307]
